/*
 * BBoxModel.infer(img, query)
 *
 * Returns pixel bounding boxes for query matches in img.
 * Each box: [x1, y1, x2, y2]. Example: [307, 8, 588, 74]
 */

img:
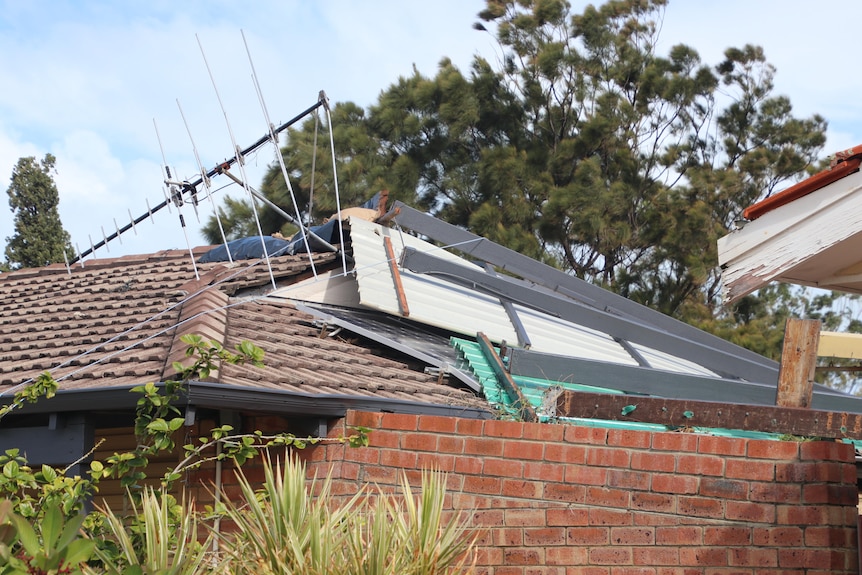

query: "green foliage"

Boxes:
[0, 500, 94, 575]
[216, 456, 477, 575]
[4, 154, 75, 269]
[87, 488, 216, 575]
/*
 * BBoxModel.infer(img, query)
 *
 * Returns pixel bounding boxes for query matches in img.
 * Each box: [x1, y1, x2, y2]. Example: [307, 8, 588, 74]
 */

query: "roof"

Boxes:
[719, 145, 862, 303]
[6, 201, 862, 425]
[0, 246, 486, 416]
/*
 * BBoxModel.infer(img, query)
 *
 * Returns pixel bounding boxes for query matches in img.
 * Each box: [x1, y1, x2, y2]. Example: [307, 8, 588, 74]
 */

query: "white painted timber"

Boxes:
[718, 169, 862, 303]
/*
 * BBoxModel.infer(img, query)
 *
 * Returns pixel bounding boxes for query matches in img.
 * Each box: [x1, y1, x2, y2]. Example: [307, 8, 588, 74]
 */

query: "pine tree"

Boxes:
[4, 154, 74, 269]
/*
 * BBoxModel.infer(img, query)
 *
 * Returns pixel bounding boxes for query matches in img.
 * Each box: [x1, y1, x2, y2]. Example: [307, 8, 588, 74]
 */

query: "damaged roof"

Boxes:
[0, 245, 487, 418]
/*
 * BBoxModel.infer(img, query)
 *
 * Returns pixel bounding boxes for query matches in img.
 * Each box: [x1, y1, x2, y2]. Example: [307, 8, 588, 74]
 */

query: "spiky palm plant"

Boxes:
[217, 456, 477, 575]
[86, 488, 220, 575]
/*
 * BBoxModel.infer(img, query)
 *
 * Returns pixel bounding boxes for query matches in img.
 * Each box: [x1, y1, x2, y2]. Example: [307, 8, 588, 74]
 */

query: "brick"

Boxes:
[567, 526, 610, 545]
[506, 509, 546, 527]
[677, 496, 724, 519]
[610, 527, 655, 545]
[747, 481, 800, 503]
[777, 504, 852, 526]
[802, 483, 859, 505]
[589, 547, 632, 565]
[346, 410, 382, 429]
[586, 486, 631, 508]
[522, 421, 565, 442]
[676, 453, 724, 476]
[699, 478, 748, 500]
[504, 547, 542, 565]
[547, 507, 589, 526]
[464, 437, 505, 457]
[401, 432, 437, 452]
[679, 547, 726, 566]
[416, 452, 456, 471]
[633, 547, 680, 566]
[543, 483, 586, 503]
[725, 458, 775, 481]
[703, 526, 751, 546]
[565, 425, 609, 445]
[544, 443, 587, 464]
[746, 439, 799, 460]
[631, 492, 676, 514]
[456, 418, 484, 436]
[752, 526, 804, 547]
[608, 568, 655, 575]
[633, 514, 679, 526]
[379, 448, 418, 469]
[503, 439, 544, 460]
[483, 457, 524, 478]
[523, 461, 565, 482]
[607, 469, 650, 491]
[365, 429, 401, 448]
[728, 547, 778, 567]
[343, 444, 380, 464]
[799, 440, 854, 462]
[607, 428, 652, 449]
[436, 435, 465, 454]
[725, 501, 775, 523]
[470, 509, 504, 527]
[454, 455, 484, 475]
[502, 479, 543, 499]
[566, 464, 607, 485]
[546, 546, 588, 566]
[774, 462, 817, 483]
[630, 451, 676, 472]
[697, 435, 746, 456]
[379, 412, 419, 431]
[589, 508, 633, 526]
[651, 473, 698, 494]
[651, 431, 698, 452]
[804, 526, 857, 547]
[474, 546, 503, 566]
[524, 527, 567, 546]
[586, 447, 631, 468]
[484, 419, 526, 439]
[493, 527, 524, 546]
[463, 475, 502, 495]
[416, 414, 458, 433]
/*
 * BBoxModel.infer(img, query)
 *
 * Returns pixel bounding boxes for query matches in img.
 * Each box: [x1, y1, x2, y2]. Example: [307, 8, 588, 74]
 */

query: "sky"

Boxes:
[2, 0, 862, 263]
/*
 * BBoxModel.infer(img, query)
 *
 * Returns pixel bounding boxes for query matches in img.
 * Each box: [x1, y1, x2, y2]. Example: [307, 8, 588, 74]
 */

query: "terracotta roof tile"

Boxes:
[0, 247, 484, 412]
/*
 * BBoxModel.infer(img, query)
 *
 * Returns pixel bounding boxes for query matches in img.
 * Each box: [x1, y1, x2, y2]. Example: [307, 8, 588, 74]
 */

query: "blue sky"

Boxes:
[2, 0, 862, 261]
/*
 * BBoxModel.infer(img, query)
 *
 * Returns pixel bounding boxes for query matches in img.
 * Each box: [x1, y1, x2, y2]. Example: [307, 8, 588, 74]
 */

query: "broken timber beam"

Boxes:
[555, 389, 862, 439]
[776, 318, 820, 409]
[477, 332, 537, 423]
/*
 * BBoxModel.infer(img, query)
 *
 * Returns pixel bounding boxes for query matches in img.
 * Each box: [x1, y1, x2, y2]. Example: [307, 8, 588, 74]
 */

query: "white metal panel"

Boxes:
[349, 218, 638, 365]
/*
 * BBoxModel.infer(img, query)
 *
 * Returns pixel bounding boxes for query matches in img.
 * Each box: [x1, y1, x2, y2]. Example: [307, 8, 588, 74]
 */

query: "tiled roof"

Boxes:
[0, 248, 484, 411]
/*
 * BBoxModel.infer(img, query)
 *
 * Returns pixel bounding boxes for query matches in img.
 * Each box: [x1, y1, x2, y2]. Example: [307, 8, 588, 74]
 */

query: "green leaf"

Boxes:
[620, 404, 637, 416]
[682, 410, 694, 419]
[10, 515, 39, 557]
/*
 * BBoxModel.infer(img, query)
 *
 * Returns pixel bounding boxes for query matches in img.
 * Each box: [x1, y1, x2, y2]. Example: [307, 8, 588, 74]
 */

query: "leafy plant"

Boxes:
[1, 500, 94, 575]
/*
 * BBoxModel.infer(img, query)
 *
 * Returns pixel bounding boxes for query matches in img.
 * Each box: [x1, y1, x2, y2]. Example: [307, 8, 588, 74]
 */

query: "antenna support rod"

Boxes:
[70, 94, 328, 264]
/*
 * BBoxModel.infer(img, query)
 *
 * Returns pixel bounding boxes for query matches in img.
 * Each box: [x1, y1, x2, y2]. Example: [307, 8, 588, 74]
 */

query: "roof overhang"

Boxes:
[719, 148, 862, 303]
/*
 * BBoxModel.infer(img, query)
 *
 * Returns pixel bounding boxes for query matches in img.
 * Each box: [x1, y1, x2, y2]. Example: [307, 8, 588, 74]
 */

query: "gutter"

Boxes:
[0, 381, 493, 420]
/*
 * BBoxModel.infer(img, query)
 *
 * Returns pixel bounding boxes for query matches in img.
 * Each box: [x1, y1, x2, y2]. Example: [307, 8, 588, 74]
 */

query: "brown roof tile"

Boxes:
[0, 247, 484, 412]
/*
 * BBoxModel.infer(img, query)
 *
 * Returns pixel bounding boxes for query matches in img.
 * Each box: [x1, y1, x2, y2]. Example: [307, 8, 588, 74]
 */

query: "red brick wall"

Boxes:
[305, 410, 859, 575]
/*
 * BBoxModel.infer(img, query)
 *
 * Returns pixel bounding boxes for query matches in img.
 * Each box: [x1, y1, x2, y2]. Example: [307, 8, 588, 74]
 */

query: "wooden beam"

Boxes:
[776, 318, 820, 408]
[555, 389, 862, 439]
[383, 236, 410, 317]
[477, 332, 537, 423]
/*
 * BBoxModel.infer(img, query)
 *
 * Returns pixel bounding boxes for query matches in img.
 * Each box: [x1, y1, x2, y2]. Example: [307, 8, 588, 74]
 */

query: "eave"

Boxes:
[718, 160, 862, 304]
